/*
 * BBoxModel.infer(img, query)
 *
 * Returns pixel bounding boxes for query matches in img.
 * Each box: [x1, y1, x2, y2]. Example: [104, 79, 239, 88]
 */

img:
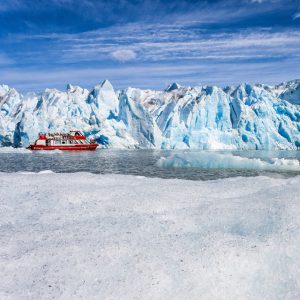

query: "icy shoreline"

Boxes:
[0, 172, 299, 299]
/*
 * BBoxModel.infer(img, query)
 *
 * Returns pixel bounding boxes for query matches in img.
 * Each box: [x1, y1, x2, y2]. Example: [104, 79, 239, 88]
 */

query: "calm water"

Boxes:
[0, 149, 300, 180]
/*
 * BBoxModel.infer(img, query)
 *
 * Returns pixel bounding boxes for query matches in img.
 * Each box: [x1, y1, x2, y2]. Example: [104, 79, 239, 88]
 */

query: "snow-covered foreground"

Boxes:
[0, 172, 300, 300]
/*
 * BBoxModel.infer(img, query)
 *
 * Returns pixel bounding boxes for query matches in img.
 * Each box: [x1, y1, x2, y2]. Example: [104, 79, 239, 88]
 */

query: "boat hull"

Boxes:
[29, 144, 98, 151]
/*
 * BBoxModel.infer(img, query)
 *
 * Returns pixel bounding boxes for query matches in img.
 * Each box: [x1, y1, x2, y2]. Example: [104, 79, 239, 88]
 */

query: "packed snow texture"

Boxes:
[0, 172, 300, 300]
[158, 152, 300, 172]
[1, 80, 300, 149]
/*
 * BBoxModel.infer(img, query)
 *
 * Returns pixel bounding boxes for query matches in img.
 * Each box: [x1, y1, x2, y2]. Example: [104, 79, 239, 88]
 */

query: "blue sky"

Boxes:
[0, 0, 300, 92]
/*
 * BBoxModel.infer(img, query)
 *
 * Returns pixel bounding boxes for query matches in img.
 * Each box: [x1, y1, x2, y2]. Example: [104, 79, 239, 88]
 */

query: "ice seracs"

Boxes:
[279, 80, 300, 105]
[165, 82, 181, 92]
[0, 79, 300, 149]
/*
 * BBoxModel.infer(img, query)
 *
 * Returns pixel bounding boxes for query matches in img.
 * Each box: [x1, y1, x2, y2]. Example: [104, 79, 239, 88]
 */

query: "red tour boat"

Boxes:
[29, 130, 98, 151]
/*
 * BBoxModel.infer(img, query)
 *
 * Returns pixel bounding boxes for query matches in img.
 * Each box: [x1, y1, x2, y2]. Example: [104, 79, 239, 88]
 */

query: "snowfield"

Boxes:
[0, 172, 300, 299]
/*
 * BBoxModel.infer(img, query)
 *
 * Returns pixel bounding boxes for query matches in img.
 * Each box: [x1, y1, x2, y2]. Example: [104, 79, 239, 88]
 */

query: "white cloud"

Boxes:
[22, 22, 300, 66]
[111, 49, 137, 62]
[294, 12, 300, 19]
[249, 0, 280, 4]
[13, 21, 300, 68]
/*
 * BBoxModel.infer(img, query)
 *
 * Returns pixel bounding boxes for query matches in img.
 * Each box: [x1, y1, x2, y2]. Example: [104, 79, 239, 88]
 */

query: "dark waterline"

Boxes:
[0, 149, 299, 180]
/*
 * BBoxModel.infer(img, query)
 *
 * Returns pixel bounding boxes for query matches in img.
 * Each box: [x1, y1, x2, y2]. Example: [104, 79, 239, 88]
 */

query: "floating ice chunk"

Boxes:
[17, 171, 36, 174]
[158, 151, 300, 172]
[16, 170, 55, 174]
[36, 149, 63, 154]
[38, 170, 54, 174]
[0, 147, 32, 154]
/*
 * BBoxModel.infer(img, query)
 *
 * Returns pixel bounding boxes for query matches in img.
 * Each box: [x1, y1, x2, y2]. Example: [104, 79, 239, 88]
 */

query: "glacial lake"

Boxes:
[0, 149, 300, 180]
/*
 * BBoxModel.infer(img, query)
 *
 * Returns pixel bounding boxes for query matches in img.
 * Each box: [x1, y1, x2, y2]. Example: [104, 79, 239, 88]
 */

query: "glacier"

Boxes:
[0, 79, 300, 149]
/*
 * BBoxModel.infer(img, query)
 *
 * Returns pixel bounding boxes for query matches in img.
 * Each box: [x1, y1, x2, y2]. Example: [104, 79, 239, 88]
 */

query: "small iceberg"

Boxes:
[157, 152, 300, 172]
[38, 170, 55, 174]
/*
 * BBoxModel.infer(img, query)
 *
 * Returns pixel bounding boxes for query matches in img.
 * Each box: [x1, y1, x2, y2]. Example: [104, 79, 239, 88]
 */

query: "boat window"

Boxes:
[62, 141, 66, 144]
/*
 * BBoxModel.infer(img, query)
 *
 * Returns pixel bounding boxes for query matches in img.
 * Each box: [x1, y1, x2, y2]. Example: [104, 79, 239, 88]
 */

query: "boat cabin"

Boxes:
[34, 131, 94, 146]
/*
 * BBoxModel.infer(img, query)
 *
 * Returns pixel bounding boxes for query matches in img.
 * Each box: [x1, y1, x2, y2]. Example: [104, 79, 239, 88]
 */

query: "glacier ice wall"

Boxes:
[0, 79, 300, 149]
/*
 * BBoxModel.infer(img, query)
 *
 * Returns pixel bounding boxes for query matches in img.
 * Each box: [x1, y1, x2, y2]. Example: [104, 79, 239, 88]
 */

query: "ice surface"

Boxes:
[0, 172, 300, 299]
[158, 152, 300, 172]
[1, 80, 300, 149]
